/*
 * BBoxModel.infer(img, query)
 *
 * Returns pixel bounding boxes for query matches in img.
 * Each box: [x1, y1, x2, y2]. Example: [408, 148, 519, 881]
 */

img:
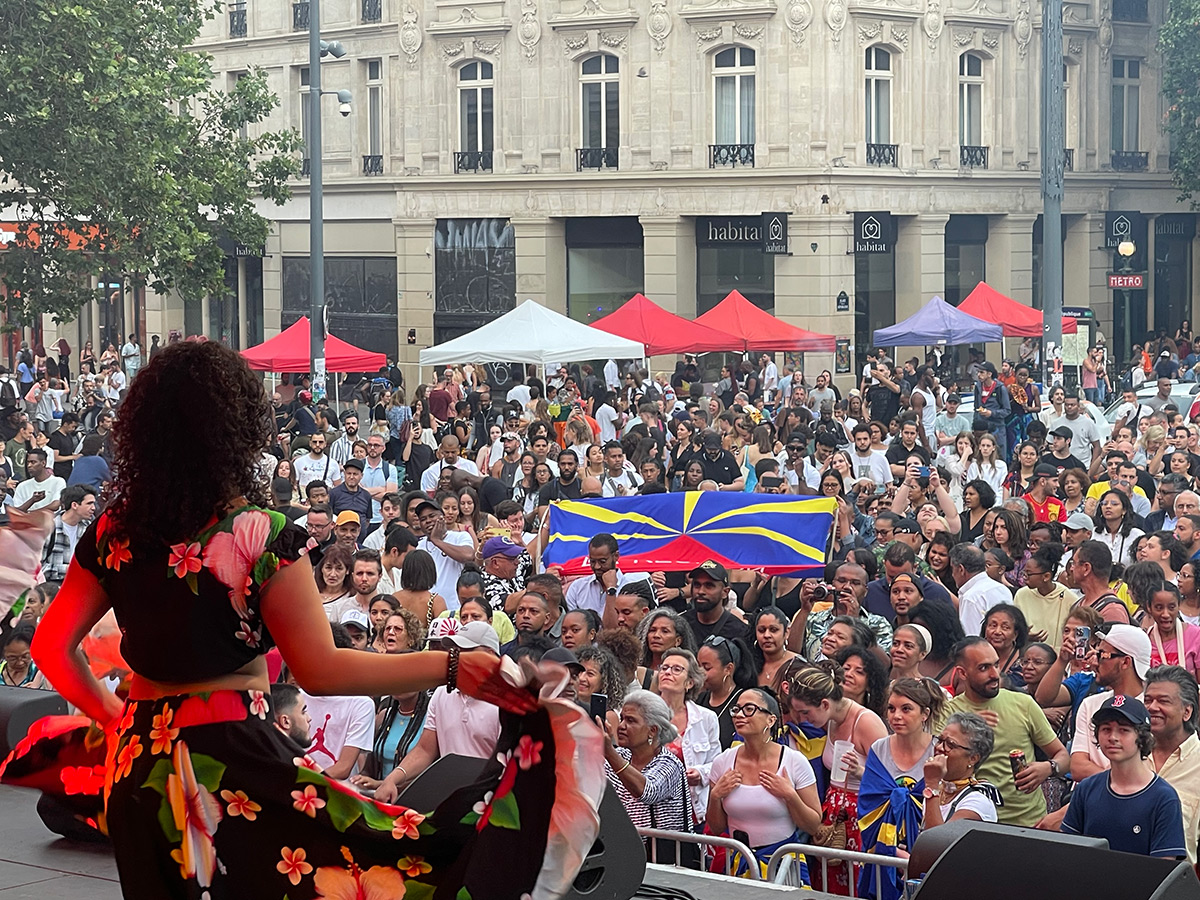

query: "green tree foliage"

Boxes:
[1161, 0, 1200, 202]
[0, 0, 302, 323]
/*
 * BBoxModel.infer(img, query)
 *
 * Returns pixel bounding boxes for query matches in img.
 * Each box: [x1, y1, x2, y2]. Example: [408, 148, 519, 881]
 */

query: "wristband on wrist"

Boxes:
[446, 646, 461, 692]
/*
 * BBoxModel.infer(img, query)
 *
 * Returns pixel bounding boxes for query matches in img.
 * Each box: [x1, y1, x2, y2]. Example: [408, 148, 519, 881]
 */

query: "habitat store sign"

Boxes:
[853, 212, 893, 254]
[696, 214, 790, 254]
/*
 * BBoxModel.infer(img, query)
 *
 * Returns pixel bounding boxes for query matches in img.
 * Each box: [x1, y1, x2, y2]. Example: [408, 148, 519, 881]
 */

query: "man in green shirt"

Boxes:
[945, 636, 1070, 826]
[4, 417, 33, 481]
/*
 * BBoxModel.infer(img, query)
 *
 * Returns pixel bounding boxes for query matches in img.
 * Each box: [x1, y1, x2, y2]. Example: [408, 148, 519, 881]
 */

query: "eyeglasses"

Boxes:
[934, 734, 967, 752]
[1096, 649, 1126, 662]
[3, 653, 30, 665]
[730, 703, 765, 718]
[659, 664, 688, 675]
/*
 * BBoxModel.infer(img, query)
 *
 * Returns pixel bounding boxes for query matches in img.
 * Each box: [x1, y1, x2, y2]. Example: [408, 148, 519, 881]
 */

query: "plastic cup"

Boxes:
[830, 740, 855, 785]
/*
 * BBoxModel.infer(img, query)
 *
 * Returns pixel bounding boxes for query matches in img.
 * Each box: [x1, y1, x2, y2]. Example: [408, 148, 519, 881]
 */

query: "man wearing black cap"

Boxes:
[1061, 695, 1187, 859]
[1050, 394, 1101, 469]
[1022, 463, 1065, 524]
[699, 432, 744, 491]
[414, 497, 475, 604]
[973, 361, 1011, 460]
[329, 458, 375, 542]
[1040, 425, 1086, 474]
[681, 560, 750, 645]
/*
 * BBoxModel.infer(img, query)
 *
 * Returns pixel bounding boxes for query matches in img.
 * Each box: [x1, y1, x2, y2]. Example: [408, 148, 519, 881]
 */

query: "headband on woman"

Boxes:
[904, 624, 933, 654]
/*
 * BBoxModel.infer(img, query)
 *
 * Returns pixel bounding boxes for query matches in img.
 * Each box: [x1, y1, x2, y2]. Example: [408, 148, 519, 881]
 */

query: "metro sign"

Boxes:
[1108, 272, 1145, 290]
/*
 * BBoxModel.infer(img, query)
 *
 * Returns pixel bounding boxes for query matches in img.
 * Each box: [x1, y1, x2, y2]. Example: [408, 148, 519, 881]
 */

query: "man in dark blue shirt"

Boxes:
[329, 459, 373, 542]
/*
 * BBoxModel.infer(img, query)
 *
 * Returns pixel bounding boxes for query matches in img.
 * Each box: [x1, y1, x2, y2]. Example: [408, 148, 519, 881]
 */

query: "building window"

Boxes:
[579, 54, 619, 169]
[958, 53, 983, 146]
[299, 67, 311, 169]
[434, 219, 515, 342]
[458, 62, 494, 156]
[865, 46, 892, 144]
[231, 72, 249, 140]
[1111, 58, 1140, 152]
[566, 218, 643, 323]
[283, 257, 399, 359]
[713, 47, 755, 146]
[363, 59, 383, 174]
[944, 215, 987, 306]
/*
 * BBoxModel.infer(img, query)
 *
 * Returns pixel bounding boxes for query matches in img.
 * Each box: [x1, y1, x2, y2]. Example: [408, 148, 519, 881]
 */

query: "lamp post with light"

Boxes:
[1117, 239, 1136, 368]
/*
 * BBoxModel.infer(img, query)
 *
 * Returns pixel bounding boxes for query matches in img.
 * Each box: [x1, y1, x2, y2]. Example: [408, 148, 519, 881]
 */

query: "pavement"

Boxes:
[0, 786, 120, 899]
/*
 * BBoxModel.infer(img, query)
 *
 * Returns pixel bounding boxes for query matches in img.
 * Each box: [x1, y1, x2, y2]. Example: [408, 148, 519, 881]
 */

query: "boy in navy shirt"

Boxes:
[1062, 695, 1186, 858]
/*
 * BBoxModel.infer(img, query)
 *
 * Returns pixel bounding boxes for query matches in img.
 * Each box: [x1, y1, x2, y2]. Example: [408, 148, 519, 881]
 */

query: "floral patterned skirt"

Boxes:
[809, 785, 863, 896]
[3, 689, 604, 900]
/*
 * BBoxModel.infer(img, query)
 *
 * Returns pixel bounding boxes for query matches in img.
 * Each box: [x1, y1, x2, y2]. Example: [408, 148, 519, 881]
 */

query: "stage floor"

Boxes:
[0, 786, 120, 900]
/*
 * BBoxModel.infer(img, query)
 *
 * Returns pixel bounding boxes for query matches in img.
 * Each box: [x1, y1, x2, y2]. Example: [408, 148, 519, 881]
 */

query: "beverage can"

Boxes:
[1009, 749, 1028, 778]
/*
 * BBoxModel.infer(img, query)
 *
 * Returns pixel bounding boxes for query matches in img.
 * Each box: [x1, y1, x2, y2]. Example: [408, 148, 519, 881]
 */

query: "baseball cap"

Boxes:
[343, 458, 365, 471]
[298, 390, 312, 401]
[502, 431, 521, 441]
[945, 393, 961, 404]
[482, 536, 524, 559]
[1033, 463, 1059, 479]
[334, 510, 361, 527]
[893, 519, 922, 535]
[1101, 624, 1152, 679]
[980, 362, 998, 375]
[339, 609, 370, 631]
[1160, 350, 1171, 359]
[689, 559, 729, 583]
[786, 434, 805, 448]
[441, 620, 501, 654]
[542, 646, 585, 673]
[1091, 694, 1151, 729]
[1064, 512, 1094, 531]
[1050, 425, 1073, 440]
[413, 498, 440, 515]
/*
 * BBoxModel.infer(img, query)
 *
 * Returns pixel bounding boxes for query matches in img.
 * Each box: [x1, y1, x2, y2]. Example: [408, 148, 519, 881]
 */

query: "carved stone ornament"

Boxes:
[952, 27, 974, 46]
[734, 23, 764, 39]
[695, 25, 723, 45]
[599, 30, 628, 47]
[400, 3, 422, 66]
[785, 0, 814, 45]
[648, 0, 672, 53]
[981, 29, 998, 48]
[922, 0, 943, 50]
[889, 22, 909, 49]
[1067, 36, 1082, 56]
[1014, 0, 1032, 58]
[825, 0, 847, 44]
[518, 0, 542, 61]
[857, 20, 882, 46]
[563, 32, 590, 52]
[442, 40, 465, 59]
[475, 39, 501, 54]
[1098, 1, 1113, 60]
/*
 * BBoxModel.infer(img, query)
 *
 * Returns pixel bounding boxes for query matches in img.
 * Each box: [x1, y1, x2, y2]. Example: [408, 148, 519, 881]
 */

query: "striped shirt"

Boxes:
[607, 748, 691, 830]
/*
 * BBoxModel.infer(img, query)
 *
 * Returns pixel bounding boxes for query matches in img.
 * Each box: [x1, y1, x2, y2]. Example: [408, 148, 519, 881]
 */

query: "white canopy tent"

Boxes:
[418, 299, 645, 367]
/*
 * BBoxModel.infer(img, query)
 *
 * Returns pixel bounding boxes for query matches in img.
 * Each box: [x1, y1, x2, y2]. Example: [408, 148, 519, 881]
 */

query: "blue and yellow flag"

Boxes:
[545, 493, 835, 576]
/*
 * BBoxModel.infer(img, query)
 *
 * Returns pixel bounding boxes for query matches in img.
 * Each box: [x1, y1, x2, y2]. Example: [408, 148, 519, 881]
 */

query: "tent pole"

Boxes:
[334, 372, 339, 415]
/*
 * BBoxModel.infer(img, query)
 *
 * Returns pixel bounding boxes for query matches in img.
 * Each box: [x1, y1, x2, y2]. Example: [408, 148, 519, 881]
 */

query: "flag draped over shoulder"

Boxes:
[544, 493, 836, 577]
[856, 749, 924, 900]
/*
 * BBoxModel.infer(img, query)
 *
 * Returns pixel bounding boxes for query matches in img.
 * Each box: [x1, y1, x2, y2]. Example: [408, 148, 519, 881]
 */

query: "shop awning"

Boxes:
[958, 282, 1078, 338]
[873, 295, 1003, 346]
[241, 316, 386, 373]
[694, 290, 837, 352]
[589, 293, 733, 356]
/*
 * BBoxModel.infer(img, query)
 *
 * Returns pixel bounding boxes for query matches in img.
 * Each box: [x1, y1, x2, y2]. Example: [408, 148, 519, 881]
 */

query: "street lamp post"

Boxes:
[307, 1, 350, 402]
[1118, 240, 1136, 361]
[1040, 0, 1065, 387]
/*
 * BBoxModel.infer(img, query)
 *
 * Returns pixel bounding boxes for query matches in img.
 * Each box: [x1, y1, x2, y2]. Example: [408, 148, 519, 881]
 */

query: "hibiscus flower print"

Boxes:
[277, 847, 313, 886]
[515, 735, 543, 771]
[202, 509, 272, 620]
[167, 541, 202, 579]
[390, 807, 425, 840]
[314, 847, 406, 898]
[165, 741, 223, 888]
[59, 764, 106, 796]
[471, 790, 495, 829]
[149, 706, 180, 756]
[113, 734, 144, 783]
[294, 755, 322, 772]
[105, 536, 132, 571]
[248, 690, 269, 720]
[235, 620, 262, 649]
[292, 784, 326, 818]
[220, 789, 261, 821]
[397, 855, 433, 877]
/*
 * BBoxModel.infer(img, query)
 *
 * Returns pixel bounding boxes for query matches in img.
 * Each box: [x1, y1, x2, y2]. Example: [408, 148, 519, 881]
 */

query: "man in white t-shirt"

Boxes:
[599, 440, 641, 498]
[414, 498, 474, 610]
[420, 435, 480, 492]
[760, 353, 779, 401]
[293, 433, 343, 492]
[595, 395, 623, 443]
[12, 448, 66, 511]
[302, 623, 376, 778]
[1070, 624, 1149, 778]
[848, 424, 891, 487]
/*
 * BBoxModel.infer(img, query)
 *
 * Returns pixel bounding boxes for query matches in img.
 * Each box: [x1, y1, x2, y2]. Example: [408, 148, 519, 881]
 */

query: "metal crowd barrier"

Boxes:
[636, 827, 909, 890]
[766, 842, 909, 893]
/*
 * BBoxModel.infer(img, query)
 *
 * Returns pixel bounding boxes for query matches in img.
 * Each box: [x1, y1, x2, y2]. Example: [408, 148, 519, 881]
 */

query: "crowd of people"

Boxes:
[6, 334, 1200, 897]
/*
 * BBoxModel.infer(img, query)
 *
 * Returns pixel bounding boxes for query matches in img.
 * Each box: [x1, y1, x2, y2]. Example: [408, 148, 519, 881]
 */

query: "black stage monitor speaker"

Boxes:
[910, 820, 1200, 900]
[0, 685, 67, 756]
[400, 754, 645, 900]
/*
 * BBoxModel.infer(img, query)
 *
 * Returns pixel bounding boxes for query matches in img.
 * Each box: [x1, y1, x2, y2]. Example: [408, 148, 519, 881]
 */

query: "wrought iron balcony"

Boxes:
[1113, 0, 1148, 21]
[709, 144, 754, 168]
[363, 155, 383, 176]
[1064, 148, 1075, 171]
[300, 157, 310, 177]
[454, 150, 493, 173]
[228, 1, 247, 37]
[866, 143, 898, 167]
[293, 1, 309, 30]
[960, 145, 989, 169]
[576, 147, 618, 171]
[1112, 150, 1149, 171]
[362, 0, 382, 22]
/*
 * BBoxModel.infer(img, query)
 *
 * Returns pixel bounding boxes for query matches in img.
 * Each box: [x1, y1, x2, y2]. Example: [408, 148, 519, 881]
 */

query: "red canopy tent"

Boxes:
[589, 293, 733, 356]
[958, 282, 1077, 338]
[695, 290, 836, 352]
[241, 316, 387, 372]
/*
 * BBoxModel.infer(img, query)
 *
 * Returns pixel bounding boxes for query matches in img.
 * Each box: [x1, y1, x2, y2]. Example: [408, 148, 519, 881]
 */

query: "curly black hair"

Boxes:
[108, 340, 272, 545]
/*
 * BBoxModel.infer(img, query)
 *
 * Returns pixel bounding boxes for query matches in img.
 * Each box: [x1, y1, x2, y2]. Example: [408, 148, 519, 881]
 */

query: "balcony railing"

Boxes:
[960, 145, 989, 169]
[1112, 150, 1149, 171]
[1064, 148, 1075, 171]
[300, 157, 310, 177]
[1113, 0, 1148, 21]
[454, 150, 493, 173]
[709, 144, 754, 168]
[293, 1, 309, 30]
[576, 147, 618, 171]
[362, 0, 382, 22]
[229, 1, 247, 37]
[866, 143, 898, 167]
[363, 155, 383, 176]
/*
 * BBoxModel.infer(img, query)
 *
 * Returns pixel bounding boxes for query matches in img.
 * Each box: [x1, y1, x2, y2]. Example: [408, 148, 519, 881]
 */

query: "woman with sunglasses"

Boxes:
[707, 687, 823, 881]
[921, 712, 1000, 830]
[697, 635, 758, 749]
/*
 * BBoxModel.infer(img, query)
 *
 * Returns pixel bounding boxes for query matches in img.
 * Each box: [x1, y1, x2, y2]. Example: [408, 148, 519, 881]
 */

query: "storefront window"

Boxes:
[854, 251, 895, 373]
[433, 218, 515, 343]
[696, 246, 774, 316]
[944, 215, 987, 306]
[566, 217, 643, 323]
[1154, 215, 1194, 336]
[283, 256, 399, 360]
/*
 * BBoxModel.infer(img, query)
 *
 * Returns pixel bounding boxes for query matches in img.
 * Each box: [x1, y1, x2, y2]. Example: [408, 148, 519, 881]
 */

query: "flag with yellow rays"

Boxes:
[544, 493, 836, 576]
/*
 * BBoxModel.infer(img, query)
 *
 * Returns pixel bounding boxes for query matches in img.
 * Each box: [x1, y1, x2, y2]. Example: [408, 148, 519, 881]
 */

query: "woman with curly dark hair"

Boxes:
[17, 340, 599, 900]
[909, 599, 967, 688]
[834, 645, 889, 719]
